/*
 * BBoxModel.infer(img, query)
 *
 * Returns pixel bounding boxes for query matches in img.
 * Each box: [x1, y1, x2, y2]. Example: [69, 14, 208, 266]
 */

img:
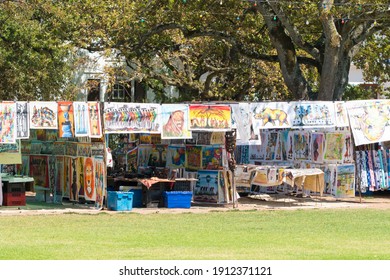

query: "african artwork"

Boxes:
[161, 104, 192, 139]
[16, 102, 29, 139]
[324, 133, 345, 162]
[346, 99, 390, 146]
[73, 102, 89, 137]
[310, 133, 325, 163]
[103, 102, 160, 134]
[58, 101, 75, 138]
[0, 101, 17, 143]
[87, 102, 102, 138]
[250, 102, 291, 131]
[194, 170, 219, 203]
[189, 104, 231, 131]
[29, 101, 58, 129]
[289, 101, 335, 128]
[84, 157, 95, 201]
[334, 101, 349, 127]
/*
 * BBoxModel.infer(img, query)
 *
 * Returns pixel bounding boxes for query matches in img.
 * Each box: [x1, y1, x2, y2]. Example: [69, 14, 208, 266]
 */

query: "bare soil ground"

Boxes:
[1, 192, 390, 216]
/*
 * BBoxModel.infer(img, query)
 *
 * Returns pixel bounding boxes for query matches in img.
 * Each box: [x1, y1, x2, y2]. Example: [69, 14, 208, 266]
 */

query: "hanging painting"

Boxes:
[77, 156, 85, 198]
[310, 132, 325, 163]
[185, 145, 203, 171]
[194, 170, 219, 203]
[84, 157, 95, 201]
[126, 146, 138, 173]
[103, 102, 161, 134]
[29, 101, 58, 129]
[69, 157, 79, 202]
[137, 144, 153, 168]
[289, 101, 335, 128]
[148, 144, 167, 168]
[334, 164, 355, 198]
[16, 101, 29, 139]
[324, 132, 345, 162]
[234, 145, 250, 165]
[230, 103, 252, 145]
[87, 102, 102, 138]
[334, 101, 349, 127]
[57, 101, 75, 138]
[189, 104, 231, 131]
[161, 104, 192, 139]
[63, 156, 71, 198]
[292, 131, 310, 161]
[73, 102, 89, 137]
[346, 99, 390, 146]
[94, 157, 105, 210]
[250, 102, 291, 131]
[0, 101, 17, 144]
[166, 145, 186, 168]
[202, 146, 223, 170]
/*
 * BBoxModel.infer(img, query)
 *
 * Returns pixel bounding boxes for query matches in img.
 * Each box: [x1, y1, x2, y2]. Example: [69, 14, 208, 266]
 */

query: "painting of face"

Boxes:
[84, 157, 94, 199]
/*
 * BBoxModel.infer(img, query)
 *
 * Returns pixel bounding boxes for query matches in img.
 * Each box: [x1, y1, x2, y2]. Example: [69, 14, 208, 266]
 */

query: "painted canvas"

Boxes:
[103, 102, 161, 134]
[57, 101, 75, 138]
[289, 101, 335, 128]
[16, 101, 29, 139]
[202, 146, 223, 170]
[137, 144, 153, 168]
[251, 102, 291, 130]
[69, 157, 79, 201]
[54, 156, 64, 202]
[161, 104, 192, 139]
[293, 131, 310, 161]
[335, 164, 355, 198]
[334, 101, 349, 127]
[346, 99, 390, 146]
[73, 102, 89, 136]
[194, 170, 219, 203]
[0, 101, 17, 143]
[166, 145, 186, 168]
[94, 157, 105, 209]
[230, 103, 253, 145]
[87, 102, 102, 138]
[324, 133, 345, 162]
[189, 104, 231, 131]
[310, 133, 325, 163]
[185, 145, 203, 171]
[29, 101, 58, 129]
[84, 157, 95, 201]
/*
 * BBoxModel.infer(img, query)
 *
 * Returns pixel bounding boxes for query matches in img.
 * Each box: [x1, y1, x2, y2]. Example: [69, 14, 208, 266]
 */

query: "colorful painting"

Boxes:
[324, 133, 345, 162]
[148, 144, 167, 167]
[84, 157, 95, 201]
[166, 145, 186, 168]
[63, 156, 71, 198]
[185, 145, 203, 171]
[87, 102, 102, 138]
[234, 145, 250, 165]
[264, 131, 279, 161]
[293, 131, 310, 161]
[189, 104, 231, 131]
[77, 143, 91, 157]
[126, 147, 138, 173]
[249, 144, 264, 162]
[231, 103, 257, 145]
[289, 101, 335, 128]
[202, 146, 223, 170]
[310, 133, 325, 163]
[343, 133, 354, 163]
[103, 102, 160, 134]
[77, 157, 85, 198]
[29, 155, 49, 187]
[334, 101, 349, 127]
[54, 156, 64, 202]
[161, 104, 192, 139]
[94, 157, 105, 210]
[137, 144, 153, 168]
[335, 164, 355, 198]
[194, 170, 219, 203]
[16, 102, 29, 139]
[29, 101, 58, 129]
[57, 101, 75, 138]
[251, 102, 291, 131]
[346, 99, 390, 146]
[69, 157, 79, 201]
[0, 101, 17, 143]
[73, 102, 89, 136]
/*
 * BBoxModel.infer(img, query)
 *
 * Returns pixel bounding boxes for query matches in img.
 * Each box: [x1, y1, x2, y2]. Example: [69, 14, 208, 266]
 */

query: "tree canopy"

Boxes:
[0, 0, 389, 102]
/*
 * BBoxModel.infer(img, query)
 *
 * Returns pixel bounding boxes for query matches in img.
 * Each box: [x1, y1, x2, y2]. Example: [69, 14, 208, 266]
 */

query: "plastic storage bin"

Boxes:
[163, 191, 192, 208]
[128, 189, 143, 208]
[107, 191, 133, 211]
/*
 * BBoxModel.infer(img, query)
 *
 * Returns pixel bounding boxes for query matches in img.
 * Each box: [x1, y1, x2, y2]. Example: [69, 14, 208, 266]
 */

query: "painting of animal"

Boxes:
[255, 108, 289, 127]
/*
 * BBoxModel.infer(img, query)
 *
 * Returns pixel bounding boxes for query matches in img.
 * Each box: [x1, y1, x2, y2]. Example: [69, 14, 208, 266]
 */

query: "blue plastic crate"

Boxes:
[107, 191, 133, 211]
[163, 191, 192, 208]
[128, 189, 143, 208]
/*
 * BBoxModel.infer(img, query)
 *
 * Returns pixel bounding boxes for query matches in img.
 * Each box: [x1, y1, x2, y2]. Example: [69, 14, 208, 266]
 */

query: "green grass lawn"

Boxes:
[1, 209, 390, 260]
